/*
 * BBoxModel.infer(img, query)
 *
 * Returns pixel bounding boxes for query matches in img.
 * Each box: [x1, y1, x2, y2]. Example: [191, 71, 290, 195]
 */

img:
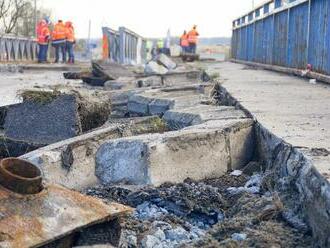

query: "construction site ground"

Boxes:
[0, 59, 329, 247]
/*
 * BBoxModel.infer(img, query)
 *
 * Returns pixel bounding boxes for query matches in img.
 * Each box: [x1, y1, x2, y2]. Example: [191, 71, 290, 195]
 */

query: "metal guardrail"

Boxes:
[0, 36, 38, 62]
[102, 26, 146, 65]
[231, 0, 330, 75]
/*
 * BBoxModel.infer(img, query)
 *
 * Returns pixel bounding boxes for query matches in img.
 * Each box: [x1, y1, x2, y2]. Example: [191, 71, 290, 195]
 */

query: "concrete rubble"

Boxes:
[0, 89, 111, 159]
[0, 58, 329, 247]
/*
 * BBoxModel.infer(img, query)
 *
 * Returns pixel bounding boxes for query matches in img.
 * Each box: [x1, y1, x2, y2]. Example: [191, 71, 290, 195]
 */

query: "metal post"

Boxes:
[119, 27, 125, 64]
[34, 0, 37, 38]
[286, 8, 290, 67]
[305, 0, 311, 66]
[87, 20, 91, 59]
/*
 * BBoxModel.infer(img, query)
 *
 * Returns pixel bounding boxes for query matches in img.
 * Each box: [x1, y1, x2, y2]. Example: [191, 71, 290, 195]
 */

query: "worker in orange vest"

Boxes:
[52, 20, 67, 63]
[37, 19, 51, 63]
[180, 30, 189, 54]
[187, 25, 199, 54]
[65, 21, 75, 64]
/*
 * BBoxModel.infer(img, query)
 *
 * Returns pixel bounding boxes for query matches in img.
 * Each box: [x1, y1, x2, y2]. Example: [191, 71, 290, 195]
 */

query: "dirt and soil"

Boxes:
[84, 171, 313, 247]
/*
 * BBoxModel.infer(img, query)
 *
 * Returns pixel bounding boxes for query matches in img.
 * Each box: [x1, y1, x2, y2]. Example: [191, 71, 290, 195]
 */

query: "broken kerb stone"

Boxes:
[95, 127, 241, 186]
[96, 140, 149, 185]
[156, 54, 177, 70]
[144, 61, 168, 75]
[149, 98, 175, 116]
[104, 80, 125, 90]
[4, 94, 81, 145]
[92, 60, 135, 79]
[136, 76, 163, 88]
[163, 110, 203, 130]
[128, 94, 154, 116]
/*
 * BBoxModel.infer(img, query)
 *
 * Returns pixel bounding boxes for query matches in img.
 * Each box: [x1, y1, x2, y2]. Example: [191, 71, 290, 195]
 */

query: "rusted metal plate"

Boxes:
[0, 184, 132, 248]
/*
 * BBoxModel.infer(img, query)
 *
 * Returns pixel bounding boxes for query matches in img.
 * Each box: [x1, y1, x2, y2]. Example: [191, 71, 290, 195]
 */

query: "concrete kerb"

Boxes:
[213, 82, 330, 246]
[231, 59, 330, 86]
[21, 125, 124, 190]
[95, 119, 255, 186]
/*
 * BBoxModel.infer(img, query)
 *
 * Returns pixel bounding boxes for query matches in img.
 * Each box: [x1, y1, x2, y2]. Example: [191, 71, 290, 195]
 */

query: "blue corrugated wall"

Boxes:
[232, 0, 330, 75]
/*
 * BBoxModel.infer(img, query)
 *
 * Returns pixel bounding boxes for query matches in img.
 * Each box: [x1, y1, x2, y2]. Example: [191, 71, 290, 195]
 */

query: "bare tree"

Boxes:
[0, 0, 51, 36]
[0, 0, 30, 34]
[16, 3, 52, 37]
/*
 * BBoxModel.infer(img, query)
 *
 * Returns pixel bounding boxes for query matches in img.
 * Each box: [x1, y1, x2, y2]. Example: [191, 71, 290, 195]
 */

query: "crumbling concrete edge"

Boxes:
[213, 83, 330, 246]
[231, 59, 330, 85]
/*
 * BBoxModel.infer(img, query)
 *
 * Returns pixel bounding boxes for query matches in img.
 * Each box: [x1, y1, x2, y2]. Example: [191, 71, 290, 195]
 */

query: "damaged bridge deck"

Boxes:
[205, 61, 330, 181]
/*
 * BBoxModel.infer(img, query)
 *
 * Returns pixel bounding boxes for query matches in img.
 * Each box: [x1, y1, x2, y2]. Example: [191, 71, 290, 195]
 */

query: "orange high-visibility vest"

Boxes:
[180, 34, 189, 47]
[65, 22, 75, 43]
[37, 25, 50, 45]
[188, 29, 199, 44]
[66, 27, 75, 42]
[52, 22, 67, 41]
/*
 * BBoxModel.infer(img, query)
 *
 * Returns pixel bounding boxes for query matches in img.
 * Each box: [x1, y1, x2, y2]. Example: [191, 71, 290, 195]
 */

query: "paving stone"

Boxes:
[128, 95, 154, 116]
[149, 98, 175, 116]
[156, 54, 177, 70]
[145, 61, 168, 75]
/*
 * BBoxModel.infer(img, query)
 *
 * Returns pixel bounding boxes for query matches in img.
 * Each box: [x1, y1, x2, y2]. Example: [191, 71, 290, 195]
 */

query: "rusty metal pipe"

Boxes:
[0, 158, 43, 194]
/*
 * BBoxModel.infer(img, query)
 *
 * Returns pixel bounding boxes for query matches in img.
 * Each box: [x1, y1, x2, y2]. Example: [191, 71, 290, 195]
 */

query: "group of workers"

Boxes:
[37, 19, 76, 64]
[180, 25, 199, 54]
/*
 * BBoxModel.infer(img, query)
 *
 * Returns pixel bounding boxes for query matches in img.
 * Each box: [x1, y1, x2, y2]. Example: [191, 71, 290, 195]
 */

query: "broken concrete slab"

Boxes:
[95, 119, 255, 186]
[63, 71, 91, 80]
[104, 80, 126, 90]
[82, 75, 109, 86]
[4, 94, 81, 145]
[21, 125, 124, 190]
[96, 140, 149, 185]
[163, 105, 247, 130]
[127, 94, 154, 116]
[163, 111, 202, 130]
[144, 61, 168, 75]
[1, 90, 111, 158]
[149, 98, 175, 116]
[92, 60, 135, 80]
[136, 76, 163, 88]
[156, 54, 177, 70]
[21, 117, 167, 190]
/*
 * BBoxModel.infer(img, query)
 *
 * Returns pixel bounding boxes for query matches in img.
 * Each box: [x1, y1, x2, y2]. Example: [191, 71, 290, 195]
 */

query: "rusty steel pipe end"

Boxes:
[0, 158, 43, 195]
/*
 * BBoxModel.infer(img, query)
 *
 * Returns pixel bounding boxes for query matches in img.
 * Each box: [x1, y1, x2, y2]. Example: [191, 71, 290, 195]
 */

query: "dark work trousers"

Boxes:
[53, 41, 66, 63]
[66, 41, 75, 63]
[38, 44, 48, 63]
[189, 43, 197, 54]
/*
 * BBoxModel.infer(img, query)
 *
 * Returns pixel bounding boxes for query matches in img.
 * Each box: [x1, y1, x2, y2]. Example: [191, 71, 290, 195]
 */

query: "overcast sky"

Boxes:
[41, 0, 265, 38]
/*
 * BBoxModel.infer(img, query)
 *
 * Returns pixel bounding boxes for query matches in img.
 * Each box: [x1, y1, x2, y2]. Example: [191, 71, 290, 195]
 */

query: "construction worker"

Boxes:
[52, 20, 67, 63]
[180, 30, 189, 54]
[187, 25, 199, 54]
[157, 39, 164, 54]
[65, 21, 75, 64]
[37, 19, 51, 63]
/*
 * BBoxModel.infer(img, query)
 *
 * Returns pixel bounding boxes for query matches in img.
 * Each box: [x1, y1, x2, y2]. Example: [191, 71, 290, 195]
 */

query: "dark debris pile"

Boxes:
[83, 172, 313, 248]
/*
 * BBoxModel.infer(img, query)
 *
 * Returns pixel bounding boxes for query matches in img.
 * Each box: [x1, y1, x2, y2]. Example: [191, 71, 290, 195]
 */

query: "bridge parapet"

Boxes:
[102, 26, 146, 65]
[232, 0, 330, 75]
[0, 35, 38, 62]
